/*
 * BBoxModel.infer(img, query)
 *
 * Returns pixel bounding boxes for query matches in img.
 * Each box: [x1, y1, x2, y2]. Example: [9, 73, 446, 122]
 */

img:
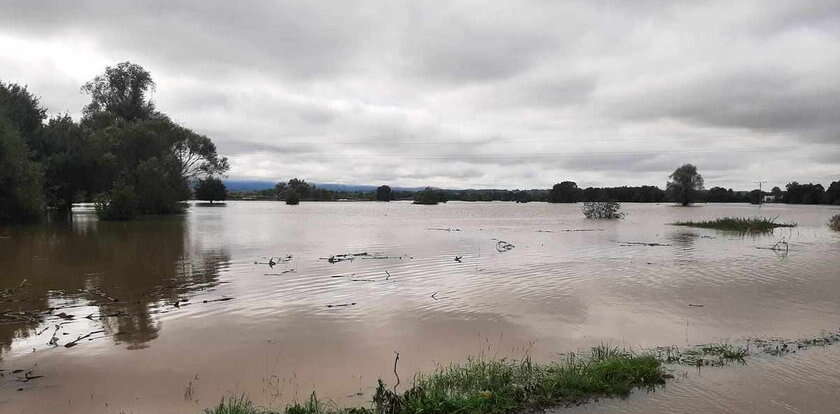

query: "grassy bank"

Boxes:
[204, 346, 665, 414]
[671, 217, 796, 232]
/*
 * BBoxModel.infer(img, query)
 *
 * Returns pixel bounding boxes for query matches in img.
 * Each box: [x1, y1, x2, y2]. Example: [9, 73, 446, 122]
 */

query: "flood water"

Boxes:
[1, 201, 839, 413]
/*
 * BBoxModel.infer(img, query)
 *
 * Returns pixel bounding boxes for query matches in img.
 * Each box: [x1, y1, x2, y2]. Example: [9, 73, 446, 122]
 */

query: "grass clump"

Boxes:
[671, 217, 795, 233]
[203, 346, 665, 414]
[830, 214, 840, 231]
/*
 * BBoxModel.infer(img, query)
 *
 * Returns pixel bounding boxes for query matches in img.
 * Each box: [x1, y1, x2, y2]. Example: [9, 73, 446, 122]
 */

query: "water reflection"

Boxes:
[0, 213, 229, 354]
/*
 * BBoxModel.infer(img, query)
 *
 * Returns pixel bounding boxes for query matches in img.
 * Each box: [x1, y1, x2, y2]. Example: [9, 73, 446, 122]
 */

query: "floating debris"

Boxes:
[64, 330, 106, 348]
[326, 302, 357, 308]
[427, 228, 461, 232]
[264, 269, 296, 275]
[454, 256, 463, 262]
[688, 304, 705, 307]
[618, 241, 671, 247]
[202, 297, 234, 304]
[495, 240, 515, 252]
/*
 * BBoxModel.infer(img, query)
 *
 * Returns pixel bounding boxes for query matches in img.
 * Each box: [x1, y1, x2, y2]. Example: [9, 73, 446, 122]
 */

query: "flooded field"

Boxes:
[1, 201, 839, 413]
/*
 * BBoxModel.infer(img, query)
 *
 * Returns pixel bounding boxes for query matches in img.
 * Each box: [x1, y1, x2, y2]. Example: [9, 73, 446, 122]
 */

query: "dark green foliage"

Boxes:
[672, 217, 796, 232]
[513, 190, 530, 203]
[548, 181, 580, 203]
[784, 182, 826, 204]
[202, 346, 665, 414]
[0, 82, 46, 144]
[285, 190, 300, 205]
[414, 187, 447, 205]
[94, 178, 138, 221]
[134, 156, 189, 214]
[195, 177, 228, 203]
[0, 118, 43, 222]
[81, 61, 156, 121]
[376, 185, 392, 201]
[667, 164, 704, 206]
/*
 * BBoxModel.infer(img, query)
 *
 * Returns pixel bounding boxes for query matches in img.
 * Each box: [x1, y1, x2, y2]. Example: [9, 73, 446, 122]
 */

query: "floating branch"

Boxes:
[618, 241, 671, 247]
[427, 228, 461, 232]
[64, 330, 105, 348]
[326, 302, 357, 308]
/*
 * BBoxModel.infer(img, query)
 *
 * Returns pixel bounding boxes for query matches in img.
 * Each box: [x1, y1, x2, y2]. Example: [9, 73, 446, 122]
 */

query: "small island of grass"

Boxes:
[671, 217, 796, 232]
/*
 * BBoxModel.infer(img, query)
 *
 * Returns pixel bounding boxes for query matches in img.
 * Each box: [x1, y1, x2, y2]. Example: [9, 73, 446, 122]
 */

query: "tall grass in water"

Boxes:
[671, 217, 796, 232]
[203, 346, 665, 414]
[830, 214, 840, 231]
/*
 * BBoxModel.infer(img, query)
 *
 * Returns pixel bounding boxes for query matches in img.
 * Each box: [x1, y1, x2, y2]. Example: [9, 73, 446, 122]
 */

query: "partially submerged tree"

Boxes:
[413, 187, 446, 205]
[285, 190, 300, 205]
[0, 117, 43, 222]
[195, 176, 227, 204]
[548, 181, 580, 203]
[376, 185, 392, 201]
[667, 164, 704, 206]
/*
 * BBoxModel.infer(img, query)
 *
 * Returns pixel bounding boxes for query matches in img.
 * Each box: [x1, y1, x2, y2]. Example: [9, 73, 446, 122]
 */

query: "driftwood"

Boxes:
[427, 228, 461, 232]
[202, 297, 234, 304]
[618, 241, 671, 247]
[64, 330, 105, 348]
[326, 302, 357, 308]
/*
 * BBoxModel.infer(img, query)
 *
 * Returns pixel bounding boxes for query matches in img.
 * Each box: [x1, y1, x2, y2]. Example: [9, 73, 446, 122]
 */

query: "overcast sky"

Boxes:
[1, 1, 838, 190]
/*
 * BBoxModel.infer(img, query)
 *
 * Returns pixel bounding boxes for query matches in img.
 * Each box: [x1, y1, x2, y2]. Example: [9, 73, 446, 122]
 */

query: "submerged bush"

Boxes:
[672, 217, 796, 233]
[582, 201, 624, 219]
[830, 214, 840, 231]
[94, 180, 138, 220]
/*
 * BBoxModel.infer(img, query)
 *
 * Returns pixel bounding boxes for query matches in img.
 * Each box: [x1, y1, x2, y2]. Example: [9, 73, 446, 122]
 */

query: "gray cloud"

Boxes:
[1, 0, 838, 190]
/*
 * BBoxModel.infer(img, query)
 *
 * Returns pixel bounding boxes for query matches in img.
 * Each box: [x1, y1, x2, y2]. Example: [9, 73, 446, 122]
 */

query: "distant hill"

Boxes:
[224, 180, 423, 193]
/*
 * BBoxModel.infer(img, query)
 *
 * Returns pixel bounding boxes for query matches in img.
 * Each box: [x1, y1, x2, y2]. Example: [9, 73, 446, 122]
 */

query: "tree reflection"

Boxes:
[0, 212, 228, 355]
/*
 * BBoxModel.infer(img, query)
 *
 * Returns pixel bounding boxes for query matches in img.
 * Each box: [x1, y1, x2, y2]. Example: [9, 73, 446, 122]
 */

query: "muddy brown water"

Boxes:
[1, 202, 839, 413]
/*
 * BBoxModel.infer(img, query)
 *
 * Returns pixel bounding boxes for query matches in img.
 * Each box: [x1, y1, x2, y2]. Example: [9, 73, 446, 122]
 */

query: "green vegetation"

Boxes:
[195, 176, 228, 204]
[582, 201, 624, 219]
[0, 62, 228, 223]
[656, 343, 748, 366]
[829, 214, 840, 231]
[0, 117, 44, 222]
[413, 187, 447, 205]
[203, 346, 665, 414]
[667, 164, 704, 206]
[671, 217, 796, 232]
[376, 185, 392, 201]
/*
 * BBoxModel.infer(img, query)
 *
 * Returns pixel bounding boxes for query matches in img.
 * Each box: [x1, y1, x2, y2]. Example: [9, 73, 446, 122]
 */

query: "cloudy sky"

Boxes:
[1, 1, 838, 190]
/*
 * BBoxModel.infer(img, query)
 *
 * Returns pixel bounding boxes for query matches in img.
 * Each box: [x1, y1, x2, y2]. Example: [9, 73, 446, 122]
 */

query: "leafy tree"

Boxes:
[770, 186, 783, 201]
[94, 177, 138, 220]
[0, 82, 46, 146]
[667, 164, 704, 206]
[548, 181, 580, 203]
[285, 190, 300, 205]
[0, 117, 43, 222]
[514, 190, 530, 203]
[81, 61, 156, 121]
[133, 156, 189, 214]
[194, 177, 227, 203]
[287, 178, 312, 199]
[376, 185, 392, 201]
[413, 187, 446, 205]
[784, 182, 825, 204]
[171, 126, 229, 179]
[824, 181, 839, 205]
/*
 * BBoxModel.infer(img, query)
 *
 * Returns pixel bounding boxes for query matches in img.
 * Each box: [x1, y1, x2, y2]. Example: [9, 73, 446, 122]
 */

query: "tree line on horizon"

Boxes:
[230, 165, 839, 206]
[0, 62, 228, 222]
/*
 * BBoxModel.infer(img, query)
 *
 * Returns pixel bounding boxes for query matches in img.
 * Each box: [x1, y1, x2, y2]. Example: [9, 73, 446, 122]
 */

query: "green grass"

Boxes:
[671, 217, 796, 232]
[202, 346, 665, 414]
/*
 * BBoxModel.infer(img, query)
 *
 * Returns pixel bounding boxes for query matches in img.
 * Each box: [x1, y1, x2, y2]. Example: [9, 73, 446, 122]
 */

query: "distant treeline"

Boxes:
[230, 180, 840, 205]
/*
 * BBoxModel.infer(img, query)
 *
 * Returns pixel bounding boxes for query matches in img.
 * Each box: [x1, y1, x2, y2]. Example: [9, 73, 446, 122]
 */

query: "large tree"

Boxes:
[194, 177, 227, 204]
[0, 117, 43, 222]
[667, 164, 704, 206]
[376, 185, 392, 201]
[548, 181, 580, 203]
[81, 61, 156, 121]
